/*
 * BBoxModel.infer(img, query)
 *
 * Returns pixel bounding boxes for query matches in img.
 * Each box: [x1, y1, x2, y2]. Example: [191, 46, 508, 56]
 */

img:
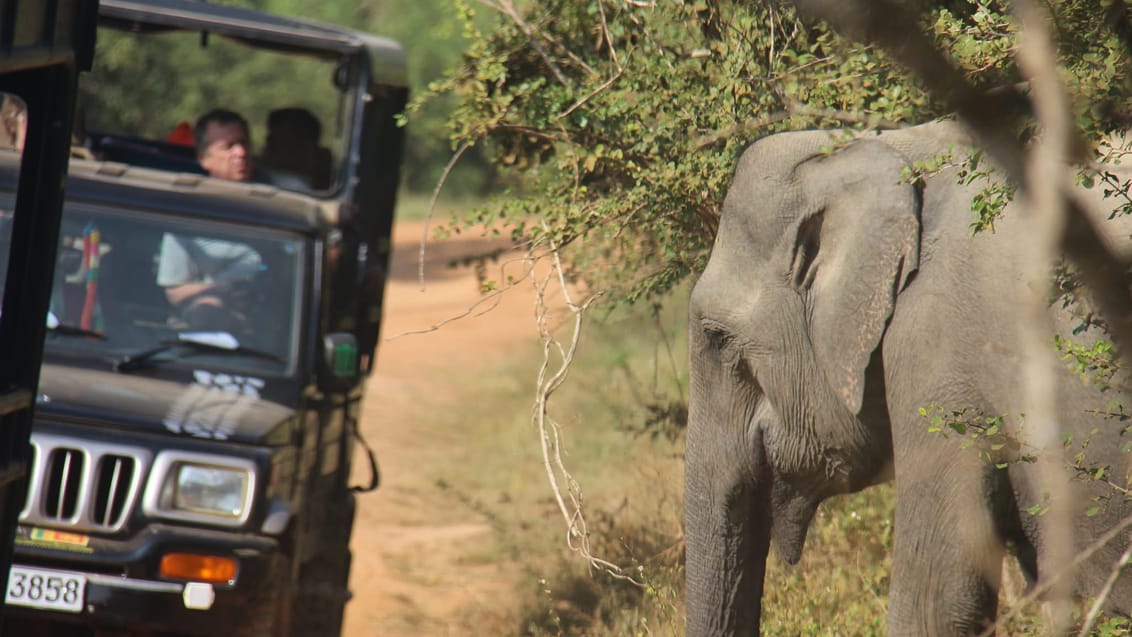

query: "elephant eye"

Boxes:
[791, 211, 824, 290]
[701, 320, 732, 349]
[701, 321, 753, 379]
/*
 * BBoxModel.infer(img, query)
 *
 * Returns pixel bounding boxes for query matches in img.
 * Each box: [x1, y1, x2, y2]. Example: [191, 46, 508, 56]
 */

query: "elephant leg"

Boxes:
[888, 452, 1006, 636]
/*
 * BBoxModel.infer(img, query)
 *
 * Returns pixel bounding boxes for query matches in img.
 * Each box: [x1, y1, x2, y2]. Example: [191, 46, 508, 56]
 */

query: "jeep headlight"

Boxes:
[143, 452, 257, 527]
[174, 465, 249, 516]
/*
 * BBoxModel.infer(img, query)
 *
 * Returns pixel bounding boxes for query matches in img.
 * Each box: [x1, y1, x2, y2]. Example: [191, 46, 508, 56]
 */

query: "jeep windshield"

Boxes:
[37, 202, 305, 376]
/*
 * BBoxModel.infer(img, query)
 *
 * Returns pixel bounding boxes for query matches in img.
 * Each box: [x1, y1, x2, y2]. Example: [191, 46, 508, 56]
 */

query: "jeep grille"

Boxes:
[21, 434, 151, 533]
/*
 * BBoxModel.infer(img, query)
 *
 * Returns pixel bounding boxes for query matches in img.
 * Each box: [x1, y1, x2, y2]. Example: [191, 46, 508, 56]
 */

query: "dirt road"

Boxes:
[342, 219, 533, 636]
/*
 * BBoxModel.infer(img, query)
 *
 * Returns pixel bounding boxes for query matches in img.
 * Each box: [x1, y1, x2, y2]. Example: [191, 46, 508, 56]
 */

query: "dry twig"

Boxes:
[984, 511, 1132, 635]
[1077, 541, 1132, 637]
[529, 224, 644, 585]
[417, 141, 472, 290]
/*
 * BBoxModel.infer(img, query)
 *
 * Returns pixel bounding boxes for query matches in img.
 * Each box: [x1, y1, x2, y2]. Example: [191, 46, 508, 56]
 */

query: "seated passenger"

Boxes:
[194, 108, 307, 188]
[194, 108, 255, 182]
[0, 94, 25, 151]
[70, 104, 98, 160]
[195, 109, 261, 183]
[259, 107, 332, 190]
[156, 233, 261, 332]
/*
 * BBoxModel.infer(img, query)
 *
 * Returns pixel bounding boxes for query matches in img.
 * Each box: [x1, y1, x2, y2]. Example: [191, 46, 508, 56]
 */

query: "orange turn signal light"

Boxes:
[160, 553, 237, 584]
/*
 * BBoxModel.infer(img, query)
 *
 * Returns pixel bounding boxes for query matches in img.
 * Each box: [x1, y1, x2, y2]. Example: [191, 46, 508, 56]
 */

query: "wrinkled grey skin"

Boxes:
[686, 120, 1132, 636]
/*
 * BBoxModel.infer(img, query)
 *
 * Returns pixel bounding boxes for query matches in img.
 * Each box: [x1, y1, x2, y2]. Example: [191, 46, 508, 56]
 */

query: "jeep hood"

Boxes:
[35, 364, 296, 445]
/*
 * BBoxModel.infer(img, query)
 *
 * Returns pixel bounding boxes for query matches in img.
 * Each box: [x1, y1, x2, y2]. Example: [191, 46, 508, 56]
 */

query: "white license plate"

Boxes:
[5, 565, 86, 613]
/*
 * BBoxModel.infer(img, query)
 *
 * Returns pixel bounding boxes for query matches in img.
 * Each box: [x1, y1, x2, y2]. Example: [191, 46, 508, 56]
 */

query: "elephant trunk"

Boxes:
[679, 432, 769, 633]
[684, 384, 773, 636]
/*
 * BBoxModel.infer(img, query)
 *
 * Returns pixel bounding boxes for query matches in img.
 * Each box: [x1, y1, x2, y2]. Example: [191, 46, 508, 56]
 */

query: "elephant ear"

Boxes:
[793, 139, 920, 415]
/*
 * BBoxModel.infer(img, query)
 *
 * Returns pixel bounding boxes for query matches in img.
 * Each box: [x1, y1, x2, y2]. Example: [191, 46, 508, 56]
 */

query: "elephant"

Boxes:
[685, 119, 1132, 635]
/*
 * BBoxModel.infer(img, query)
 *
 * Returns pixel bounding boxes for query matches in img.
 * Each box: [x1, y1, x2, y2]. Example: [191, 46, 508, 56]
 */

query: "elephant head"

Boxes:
[685, 132, 921, 635]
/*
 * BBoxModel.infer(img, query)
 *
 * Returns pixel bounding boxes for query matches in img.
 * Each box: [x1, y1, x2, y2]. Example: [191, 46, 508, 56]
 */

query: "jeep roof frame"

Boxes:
[98, 0, 408, 87]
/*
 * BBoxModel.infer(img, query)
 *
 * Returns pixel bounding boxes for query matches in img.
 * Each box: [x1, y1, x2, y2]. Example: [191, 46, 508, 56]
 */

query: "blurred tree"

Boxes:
[261, 0, 499, 194]
[354, 0, 497, 194]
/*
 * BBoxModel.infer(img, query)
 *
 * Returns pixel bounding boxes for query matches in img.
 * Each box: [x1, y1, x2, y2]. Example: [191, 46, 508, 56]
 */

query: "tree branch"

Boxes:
[1012, 0, 1075, 629]
[794, 3, 1132, 632]
[475, 0, 570, 87]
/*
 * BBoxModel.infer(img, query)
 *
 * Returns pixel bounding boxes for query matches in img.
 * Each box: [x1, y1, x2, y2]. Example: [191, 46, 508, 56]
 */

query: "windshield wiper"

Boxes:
[46, 312, 106, 340]
[113, 332, 282, 373]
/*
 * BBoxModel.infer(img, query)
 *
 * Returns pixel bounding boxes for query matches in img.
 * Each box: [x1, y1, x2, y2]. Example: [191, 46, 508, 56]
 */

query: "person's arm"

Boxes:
[164, 280, 221, 306]
[157, 233, 221, 306]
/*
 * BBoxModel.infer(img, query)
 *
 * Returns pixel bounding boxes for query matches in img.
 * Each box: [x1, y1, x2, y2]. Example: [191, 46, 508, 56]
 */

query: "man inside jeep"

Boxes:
[193, 108, 256, 182]
[194, 107, 311, 190]
[156, 109, 271, 330]
[260, 107, 332, 190]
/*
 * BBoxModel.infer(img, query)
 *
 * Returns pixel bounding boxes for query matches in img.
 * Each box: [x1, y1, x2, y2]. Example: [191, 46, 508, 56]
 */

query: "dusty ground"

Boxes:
[342, 219, 537, 637]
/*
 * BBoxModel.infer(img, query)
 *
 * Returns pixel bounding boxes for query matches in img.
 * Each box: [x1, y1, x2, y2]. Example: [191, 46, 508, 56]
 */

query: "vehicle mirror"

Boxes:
[322, 332, 359, 389]
[332, 61, 352, 91]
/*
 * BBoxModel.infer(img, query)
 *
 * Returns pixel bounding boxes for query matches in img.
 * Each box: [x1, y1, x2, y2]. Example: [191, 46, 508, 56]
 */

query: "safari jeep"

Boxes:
[0, 2, 406, 636]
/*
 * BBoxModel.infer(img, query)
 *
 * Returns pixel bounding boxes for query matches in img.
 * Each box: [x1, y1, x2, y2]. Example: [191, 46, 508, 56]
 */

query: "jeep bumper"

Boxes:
[5, 523, 282, 635]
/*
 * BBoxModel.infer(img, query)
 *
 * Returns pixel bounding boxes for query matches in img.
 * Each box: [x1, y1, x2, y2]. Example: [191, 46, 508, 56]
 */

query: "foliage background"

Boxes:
[419, 0, 1130, 306]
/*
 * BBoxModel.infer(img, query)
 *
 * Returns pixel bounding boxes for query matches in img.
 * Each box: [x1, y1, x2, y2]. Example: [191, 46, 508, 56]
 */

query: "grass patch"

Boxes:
[762, 486, 893, 636]
[401, 286, 688, 636]
[516, 502, 684, 637]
